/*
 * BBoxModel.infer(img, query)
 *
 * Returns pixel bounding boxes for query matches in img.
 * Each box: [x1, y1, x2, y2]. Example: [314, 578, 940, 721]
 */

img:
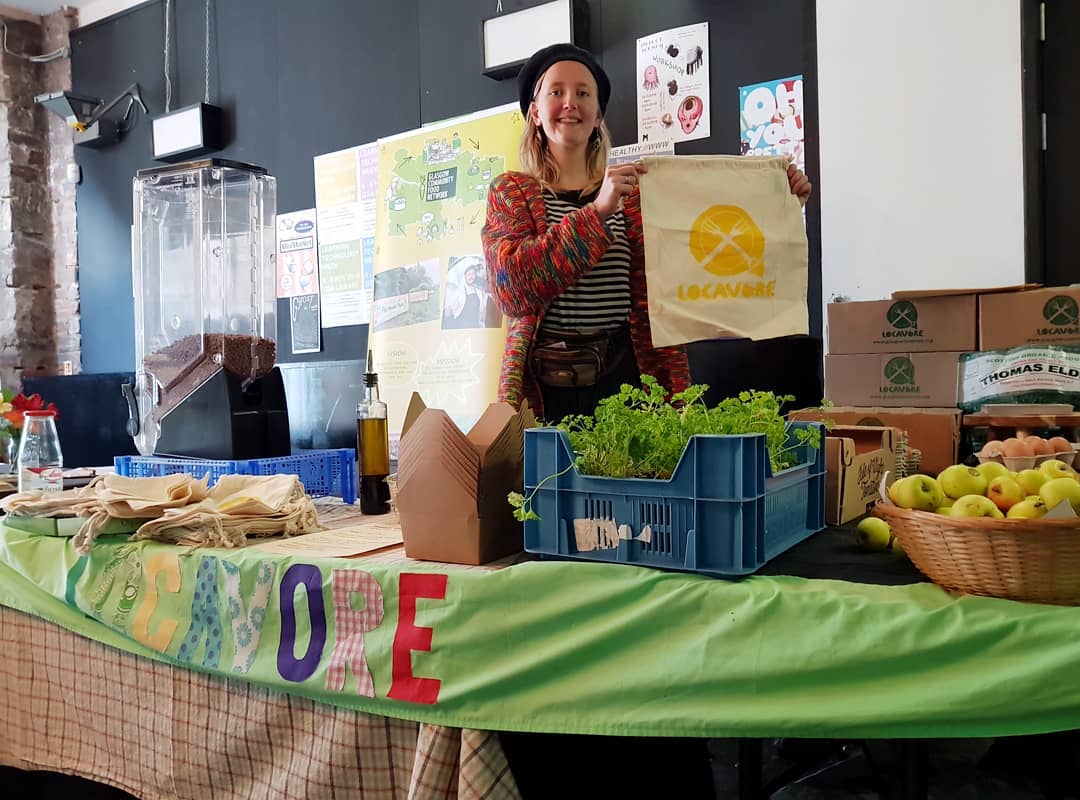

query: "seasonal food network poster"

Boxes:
[739, 75, 805, 172]
[636, 22, 710, 144]
[313, 142, 378, 327]
[371, 103, 525, 453]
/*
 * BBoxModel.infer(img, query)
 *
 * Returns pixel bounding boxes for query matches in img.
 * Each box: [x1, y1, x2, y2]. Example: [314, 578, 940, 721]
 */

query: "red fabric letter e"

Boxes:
[388, 572, 448, 704]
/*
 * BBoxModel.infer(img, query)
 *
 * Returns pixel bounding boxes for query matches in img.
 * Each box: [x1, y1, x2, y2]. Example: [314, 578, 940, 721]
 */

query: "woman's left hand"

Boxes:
[787, 164, 812, 207]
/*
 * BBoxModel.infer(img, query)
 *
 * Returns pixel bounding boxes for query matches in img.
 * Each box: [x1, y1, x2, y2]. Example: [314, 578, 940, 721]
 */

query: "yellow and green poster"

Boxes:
[371, 103, 525, 451]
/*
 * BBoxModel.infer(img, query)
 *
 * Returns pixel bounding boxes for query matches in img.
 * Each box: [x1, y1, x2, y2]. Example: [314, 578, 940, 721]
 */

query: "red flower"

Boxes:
[4, 393, 58, 430]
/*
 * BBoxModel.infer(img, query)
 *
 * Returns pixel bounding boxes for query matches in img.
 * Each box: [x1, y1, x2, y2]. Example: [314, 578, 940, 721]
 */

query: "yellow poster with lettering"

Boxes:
[371, 103, 525, 453]
[638, 155, 808, 346]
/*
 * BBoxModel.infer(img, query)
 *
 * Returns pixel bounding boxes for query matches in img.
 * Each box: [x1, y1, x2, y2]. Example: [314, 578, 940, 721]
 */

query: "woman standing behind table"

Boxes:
[482, 43, 811, 424]
[482, 43, 811, 797]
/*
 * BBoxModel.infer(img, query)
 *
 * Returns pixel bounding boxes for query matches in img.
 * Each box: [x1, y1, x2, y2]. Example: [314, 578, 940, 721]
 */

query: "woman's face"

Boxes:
[530, 60, 601, 151]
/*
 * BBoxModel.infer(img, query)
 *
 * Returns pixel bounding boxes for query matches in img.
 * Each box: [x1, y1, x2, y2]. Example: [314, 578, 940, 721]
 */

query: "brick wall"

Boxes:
[0, 8, 79, 391]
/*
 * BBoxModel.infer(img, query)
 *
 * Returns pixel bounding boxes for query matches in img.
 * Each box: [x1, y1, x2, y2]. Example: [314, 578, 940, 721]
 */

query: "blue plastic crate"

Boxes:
[523, 423, 825, 576]
[114, 449, 357, 504]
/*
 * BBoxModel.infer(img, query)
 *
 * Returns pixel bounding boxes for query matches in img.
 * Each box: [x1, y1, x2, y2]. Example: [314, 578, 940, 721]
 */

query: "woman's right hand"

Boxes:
[592, 162, 648, 218]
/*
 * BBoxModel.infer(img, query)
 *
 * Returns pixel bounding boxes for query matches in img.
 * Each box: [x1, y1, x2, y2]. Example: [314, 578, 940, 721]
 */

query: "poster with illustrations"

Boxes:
[313, 142, 378, 327]
[372, 103, 525, 452]
[636, 22, 710, 144]
[739, 75, 805, 171]
[275, 209, 319, 298]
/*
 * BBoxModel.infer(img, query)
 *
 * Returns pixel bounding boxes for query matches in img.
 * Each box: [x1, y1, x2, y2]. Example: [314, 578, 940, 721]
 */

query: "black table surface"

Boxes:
[759, 523, 928, 586]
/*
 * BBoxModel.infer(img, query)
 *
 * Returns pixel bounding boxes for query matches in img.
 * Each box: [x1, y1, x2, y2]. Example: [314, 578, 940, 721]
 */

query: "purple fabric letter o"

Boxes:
[277, 563, 327, 682]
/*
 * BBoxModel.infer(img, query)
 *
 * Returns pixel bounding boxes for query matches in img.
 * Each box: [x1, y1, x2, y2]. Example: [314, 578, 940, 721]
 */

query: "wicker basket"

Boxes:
[874, 502, 1080, 605]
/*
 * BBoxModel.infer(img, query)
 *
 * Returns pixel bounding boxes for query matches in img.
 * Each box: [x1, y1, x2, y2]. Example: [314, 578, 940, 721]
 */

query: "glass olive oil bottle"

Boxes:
[356, 350, 390, 515]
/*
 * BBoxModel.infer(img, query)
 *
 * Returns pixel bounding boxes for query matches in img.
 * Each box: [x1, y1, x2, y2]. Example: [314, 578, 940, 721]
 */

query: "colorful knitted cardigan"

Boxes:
[481, 170, 691, 418]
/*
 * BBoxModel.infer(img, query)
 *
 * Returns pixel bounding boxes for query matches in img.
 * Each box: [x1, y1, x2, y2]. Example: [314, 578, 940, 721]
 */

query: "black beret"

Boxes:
[517, 43, 611, 117]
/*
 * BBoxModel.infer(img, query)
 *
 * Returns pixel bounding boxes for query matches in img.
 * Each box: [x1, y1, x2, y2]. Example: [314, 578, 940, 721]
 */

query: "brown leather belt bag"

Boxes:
[531, 326, 631, 388]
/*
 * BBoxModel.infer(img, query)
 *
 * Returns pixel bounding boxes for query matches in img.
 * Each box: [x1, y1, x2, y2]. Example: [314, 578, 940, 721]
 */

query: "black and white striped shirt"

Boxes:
[541, 189, 632, 334]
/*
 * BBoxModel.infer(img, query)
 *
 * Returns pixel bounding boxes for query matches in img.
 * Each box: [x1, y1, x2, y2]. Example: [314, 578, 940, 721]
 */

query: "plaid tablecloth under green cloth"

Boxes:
[0, 605, 520, 800]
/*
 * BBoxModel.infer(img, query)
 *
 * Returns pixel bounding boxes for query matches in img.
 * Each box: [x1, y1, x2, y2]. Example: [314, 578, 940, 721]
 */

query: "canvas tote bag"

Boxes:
[638, 155, 809, 347]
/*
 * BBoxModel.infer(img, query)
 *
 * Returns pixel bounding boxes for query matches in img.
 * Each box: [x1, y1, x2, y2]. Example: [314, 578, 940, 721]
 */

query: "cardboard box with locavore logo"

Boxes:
[825, 351, 962, 408]
[827, 295, 977, 354]
[979, 286, 1080, 350]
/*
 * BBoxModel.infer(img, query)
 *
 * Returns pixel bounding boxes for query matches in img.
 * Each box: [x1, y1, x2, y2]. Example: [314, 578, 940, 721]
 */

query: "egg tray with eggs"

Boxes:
[978, 434, 1080, 471]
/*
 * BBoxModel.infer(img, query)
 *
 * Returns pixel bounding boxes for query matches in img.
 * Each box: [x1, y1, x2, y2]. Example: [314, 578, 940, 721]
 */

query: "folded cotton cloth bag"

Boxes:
[638, 154, 809, 347]
[2, 473, 320, 554]
[131, 474, 320, 548]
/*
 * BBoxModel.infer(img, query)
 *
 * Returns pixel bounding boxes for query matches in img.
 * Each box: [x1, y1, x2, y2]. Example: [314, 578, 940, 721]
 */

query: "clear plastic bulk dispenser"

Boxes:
[123, 159, 290, 459]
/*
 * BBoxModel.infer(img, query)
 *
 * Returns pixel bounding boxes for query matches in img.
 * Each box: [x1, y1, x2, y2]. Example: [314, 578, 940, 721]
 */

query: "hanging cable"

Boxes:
[204, 0, 211, 103]
[164, 0, 173, 112]
[0, 21, 69, 62]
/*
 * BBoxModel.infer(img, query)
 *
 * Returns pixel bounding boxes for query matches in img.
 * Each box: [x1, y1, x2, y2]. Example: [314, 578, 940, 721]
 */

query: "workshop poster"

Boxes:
[636, 22, 710, 144]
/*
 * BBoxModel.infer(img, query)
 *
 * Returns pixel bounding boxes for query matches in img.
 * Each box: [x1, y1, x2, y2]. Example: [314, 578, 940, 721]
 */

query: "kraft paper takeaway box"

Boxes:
[823, 426, 898, 525]
[396, 394, 535, 565]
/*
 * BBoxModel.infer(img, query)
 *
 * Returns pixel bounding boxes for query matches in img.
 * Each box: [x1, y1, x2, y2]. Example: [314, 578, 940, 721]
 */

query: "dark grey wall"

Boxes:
[71, 0, 820, 447]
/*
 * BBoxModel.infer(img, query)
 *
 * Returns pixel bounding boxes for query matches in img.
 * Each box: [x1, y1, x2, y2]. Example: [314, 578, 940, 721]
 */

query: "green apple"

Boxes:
[938, 496, 954, 508]
[938, 465, 989, 500]
[892, 474, 942, 511]
[887, 476, 908, 505]
[1015, 469, 1047, 496]
[890, 536, 906, 559]
[951, 494, 1005, 518]
[1039, 459, 1078, 481]
[987, 475, 1025, 511]
[1039, 477, 1080, 513]
[976, 461, 1012, 482]
[1007, 497, 1048, 519]
[935, 506, 954, 515]
[855, 517, 893, 552]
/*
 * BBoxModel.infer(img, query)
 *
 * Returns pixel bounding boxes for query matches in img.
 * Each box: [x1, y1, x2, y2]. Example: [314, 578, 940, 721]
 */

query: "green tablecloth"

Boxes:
[1, 522, 1079, 739]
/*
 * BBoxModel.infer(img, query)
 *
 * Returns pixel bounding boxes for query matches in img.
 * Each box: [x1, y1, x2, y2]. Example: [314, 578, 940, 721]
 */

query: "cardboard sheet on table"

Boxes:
[250, 521, 403, 558]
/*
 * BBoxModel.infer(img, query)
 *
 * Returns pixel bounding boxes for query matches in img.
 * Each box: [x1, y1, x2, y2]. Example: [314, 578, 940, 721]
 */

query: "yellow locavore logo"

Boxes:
[678, 205, 776, 301]
[690, 205, 765, 277]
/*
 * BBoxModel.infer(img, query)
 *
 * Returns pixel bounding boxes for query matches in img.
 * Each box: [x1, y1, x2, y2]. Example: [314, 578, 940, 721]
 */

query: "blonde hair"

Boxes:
[519, 110, 612, 193]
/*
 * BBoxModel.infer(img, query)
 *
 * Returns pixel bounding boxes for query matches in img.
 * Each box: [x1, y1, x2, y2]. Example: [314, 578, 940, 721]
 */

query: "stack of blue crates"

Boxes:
[114, 449, 357, 504]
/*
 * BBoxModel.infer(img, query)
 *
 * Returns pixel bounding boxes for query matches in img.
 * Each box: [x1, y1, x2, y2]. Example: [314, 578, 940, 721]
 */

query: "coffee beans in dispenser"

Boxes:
[123, 160, 290, 460]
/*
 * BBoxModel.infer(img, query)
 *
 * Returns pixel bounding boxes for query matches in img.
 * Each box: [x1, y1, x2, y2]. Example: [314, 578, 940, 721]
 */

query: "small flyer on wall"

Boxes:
[313, 141, 378, 327]
[739, 75, 805, 171]
[609, 140, 674, 166]
[636, 22, 710, 144]
[275, 209, 320, 298]
[290, 293, 322, 354]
